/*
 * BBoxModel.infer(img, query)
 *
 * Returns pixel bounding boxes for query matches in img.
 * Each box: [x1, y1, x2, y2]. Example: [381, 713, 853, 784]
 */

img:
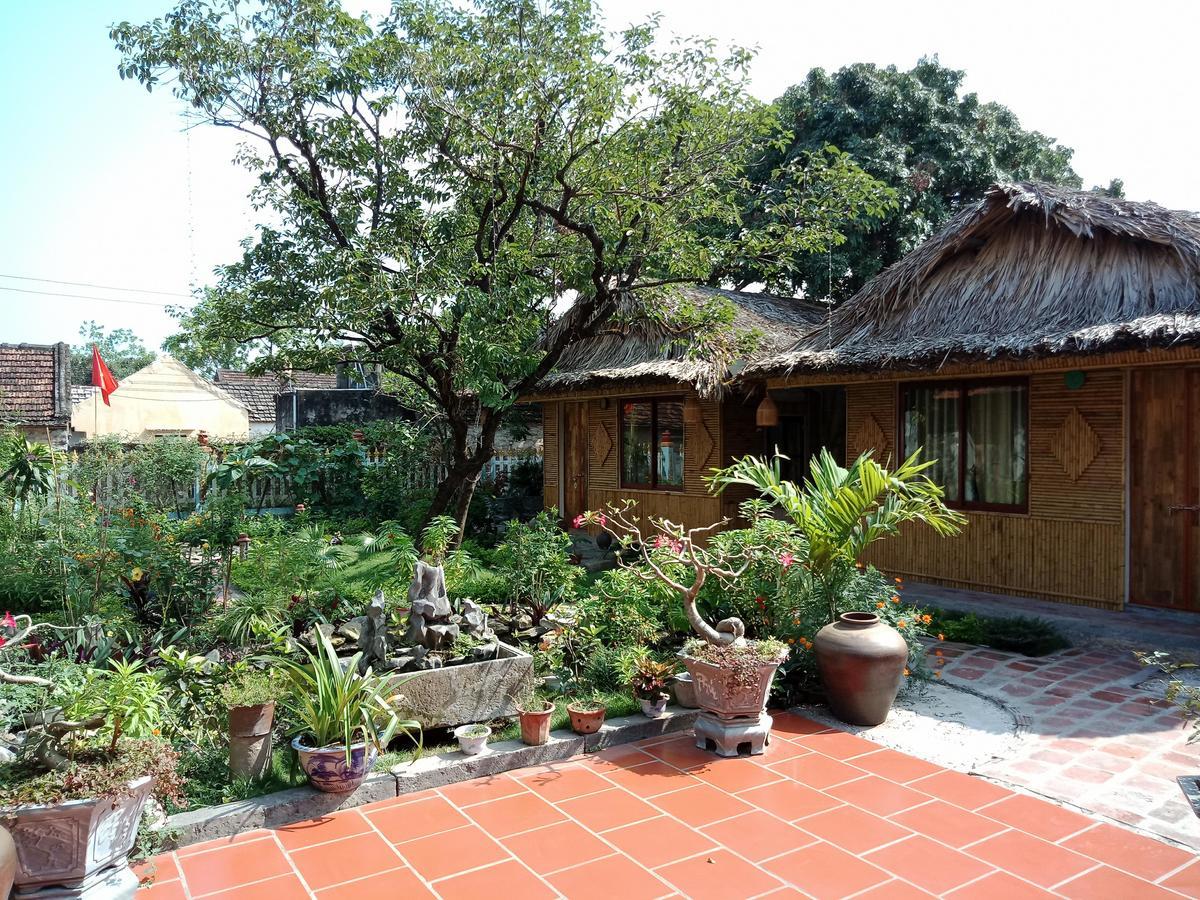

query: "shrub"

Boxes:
[926, 608, 1069, 657]
[494, 509, 580, 621]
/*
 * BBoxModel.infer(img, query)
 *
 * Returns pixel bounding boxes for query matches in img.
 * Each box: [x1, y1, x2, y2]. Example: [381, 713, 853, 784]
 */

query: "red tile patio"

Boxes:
[135, 714, 1200, 899]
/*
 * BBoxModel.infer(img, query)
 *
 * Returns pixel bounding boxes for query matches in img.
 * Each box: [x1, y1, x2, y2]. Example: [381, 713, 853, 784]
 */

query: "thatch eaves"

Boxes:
[536, 285, 827, 397]
[750, 182, 1200, 375]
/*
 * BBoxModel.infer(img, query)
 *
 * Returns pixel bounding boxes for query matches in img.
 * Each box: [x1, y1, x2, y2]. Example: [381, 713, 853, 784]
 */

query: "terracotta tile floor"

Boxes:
[135, 714, 1200, 899]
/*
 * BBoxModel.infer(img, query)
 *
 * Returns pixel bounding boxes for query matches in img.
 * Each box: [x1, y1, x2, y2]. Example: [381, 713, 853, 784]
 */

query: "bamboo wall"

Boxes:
[843, 370, 1126, 609]
[542, 403, 559, 511]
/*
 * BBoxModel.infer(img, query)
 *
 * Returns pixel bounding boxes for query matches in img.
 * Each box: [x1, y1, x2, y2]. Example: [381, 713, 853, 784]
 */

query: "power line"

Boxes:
[0, 285, 185, 309]
[0, 274, 194, 299]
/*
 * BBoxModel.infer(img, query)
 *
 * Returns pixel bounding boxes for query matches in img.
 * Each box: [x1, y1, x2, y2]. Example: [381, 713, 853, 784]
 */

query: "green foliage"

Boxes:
[578, 568, 675, 649]
[272, 631, 420, 756]
[719, 57, 1086, 298]
[0, 738, 184, 807]
[495, 510, 580, 621]
[927, 608, 1069, 657]
[1135, 651, 1199, 744]
[627, 656, 675, 701]
[113, 0, 884, 528]
[0, 433, 54, 507]
[60, 658, 165, 746]
[155, 645, 224, 737]
[219, 665, 283, 709]
[70, 321, 154, 385]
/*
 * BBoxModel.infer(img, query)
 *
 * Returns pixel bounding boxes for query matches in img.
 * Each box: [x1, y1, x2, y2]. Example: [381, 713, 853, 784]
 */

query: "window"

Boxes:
[620, 398, 684, 490]
[900, 379, 1028, 511]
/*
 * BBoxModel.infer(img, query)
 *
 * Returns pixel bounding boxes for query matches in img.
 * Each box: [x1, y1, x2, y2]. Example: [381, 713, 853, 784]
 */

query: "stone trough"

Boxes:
[393, 641, 534, 730]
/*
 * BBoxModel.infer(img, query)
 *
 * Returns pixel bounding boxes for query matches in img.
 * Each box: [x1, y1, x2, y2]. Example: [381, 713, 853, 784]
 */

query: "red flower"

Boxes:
[571, 514, 585, 529]
[779, 552, 795, 569]
[1, 611, 15, 630]
[0, 636, 6, 649]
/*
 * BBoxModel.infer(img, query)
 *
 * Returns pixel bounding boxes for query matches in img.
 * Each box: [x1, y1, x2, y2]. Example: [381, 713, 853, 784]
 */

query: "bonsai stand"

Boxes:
[693, 709, 773, 758]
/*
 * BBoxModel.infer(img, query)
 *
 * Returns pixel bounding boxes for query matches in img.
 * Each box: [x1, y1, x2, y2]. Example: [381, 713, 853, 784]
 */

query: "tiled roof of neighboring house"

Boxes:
[0, 342, 70, 426]
[213, 370, 338, 422]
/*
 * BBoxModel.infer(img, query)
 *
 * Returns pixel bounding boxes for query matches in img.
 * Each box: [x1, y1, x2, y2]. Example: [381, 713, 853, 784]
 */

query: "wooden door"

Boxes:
[562, 402, 588, 524]
[1129, 368, 1200, 610]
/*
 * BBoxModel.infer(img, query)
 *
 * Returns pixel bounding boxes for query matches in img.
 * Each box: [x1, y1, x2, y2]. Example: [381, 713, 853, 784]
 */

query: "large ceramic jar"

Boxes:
[292, 737, 377, 793]
[814, 612, 908, 726]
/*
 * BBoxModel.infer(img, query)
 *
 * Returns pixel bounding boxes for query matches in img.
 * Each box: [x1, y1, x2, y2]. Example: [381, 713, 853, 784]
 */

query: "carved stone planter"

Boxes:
[3, 776, 153, 899]
[395, 642, 533, 729]
[681, 656, 780, 719]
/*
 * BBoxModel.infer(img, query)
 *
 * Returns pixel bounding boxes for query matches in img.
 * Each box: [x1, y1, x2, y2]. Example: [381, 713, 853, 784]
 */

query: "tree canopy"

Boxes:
[113, 0, 890, 527]
[70, 321, 155, 385]
[716, 57, 1088, 300]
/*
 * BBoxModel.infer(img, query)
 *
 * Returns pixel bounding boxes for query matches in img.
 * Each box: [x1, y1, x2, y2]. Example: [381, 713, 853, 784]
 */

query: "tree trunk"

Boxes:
[421, 411, 501, 546]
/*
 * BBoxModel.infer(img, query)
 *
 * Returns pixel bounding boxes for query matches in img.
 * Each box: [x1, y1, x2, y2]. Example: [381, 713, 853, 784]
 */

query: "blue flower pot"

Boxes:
[292, 737, 378, 793]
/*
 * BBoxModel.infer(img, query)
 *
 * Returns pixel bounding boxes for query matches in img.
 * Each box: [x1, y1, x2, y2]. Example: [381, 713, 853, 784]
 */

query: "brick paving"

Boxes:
[135, 714, 1200, 899]
[933, 641, 1200, 850]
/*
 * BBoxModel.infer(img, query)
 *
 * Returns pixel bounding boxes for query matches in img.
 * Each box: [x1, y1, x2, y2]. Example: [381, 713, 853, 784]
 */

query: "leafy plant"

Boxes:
[0, 737, 184, 807]
[59, 658, 165, 751]
[628, 657, 674, 701]
[927, 608, 1069, 657]
[1135, 651, 1199, 743]
[219, 665, 282, 709]
[0, 434, 54, 509]
[495, 509, 580, 622]
[272, 632, 420, 760]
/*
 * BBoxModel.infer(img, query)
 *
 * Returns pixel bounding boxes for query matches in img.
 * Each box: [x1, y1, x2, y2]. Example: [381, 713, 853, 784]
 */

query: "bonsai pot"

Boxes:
[639, 694, 669, 718]
[566, 703, 606, 735]
[291, 736, 378, 793]
[228, 701, 275, 781]
[681, 656, 782, 718]
[672, 672, 700, 709]
[453, 724, 491, 756]
[814, 611, 908, 727]
[3, 775, 153, 899]
[518, 701, 554, 746]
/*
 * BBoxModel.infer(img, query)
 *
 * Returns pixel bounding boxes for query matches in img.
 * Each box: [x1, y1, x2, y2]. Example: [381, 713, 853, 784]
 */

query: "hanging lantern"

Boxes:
[683, 395, 703, 426]
[660, 429, 673, 448]
[755, 392, 780, 428]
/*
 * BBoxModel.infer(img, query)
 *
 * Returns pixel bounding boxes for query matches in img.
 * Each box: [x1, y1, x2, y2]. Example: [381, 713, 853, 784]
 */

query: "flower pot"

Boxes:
[567, 704, 606, 735]
[453, 724, 491, 756]
[814, 611, 908, 727]
[291, 737, 378, 793]
[3, 776, 153, 898]
[672, 672, 700, 709]
[518, 702, 554, 746]
[682, 656, 781, 718]
[229, 702, 275, 781]
[639, 696, 669, 718]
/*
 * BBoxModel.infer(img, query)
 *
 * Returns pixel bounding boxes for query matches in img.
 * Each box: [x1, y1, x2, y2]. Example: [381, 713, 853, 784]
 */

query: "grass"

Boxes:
[173, 744, 304, 812]
[926, 607, 1070, 657]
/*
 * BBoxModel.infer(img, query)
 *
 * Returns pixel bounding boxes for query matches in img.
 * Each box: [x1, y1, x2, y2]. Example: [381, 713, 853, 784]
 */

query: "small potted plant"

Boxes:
[273, 632, 421, 793]
[566, 693, 607, 734]
[516, 696, 555, 746]
[220, 666, 280, 780]
[453, 723, 491, 756]
[631, 658, 673, 718]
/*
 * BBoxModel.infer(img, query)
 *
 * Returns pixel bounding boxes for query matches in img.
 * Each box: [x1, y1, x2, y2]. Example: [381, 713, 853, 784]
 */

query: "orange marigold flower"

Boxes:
[903, 667, 910, 676]
[922, 614, 932, 625]
[895, 577, 903, 584]
[934, 672, 942, 678]
[937, 633, 945, 641]
[875, 601, 885, 609]
[896, 619, 907, 628]
[935, 649, 944, 657]
[891, 597, 900, 605]
[792, 618, 800, 626]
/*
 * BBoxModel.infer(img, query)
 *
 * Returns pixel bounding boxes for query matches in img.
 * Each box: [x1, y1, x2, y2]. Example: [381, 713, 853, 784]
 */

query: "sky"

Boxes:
[2, 0, 1198, 351]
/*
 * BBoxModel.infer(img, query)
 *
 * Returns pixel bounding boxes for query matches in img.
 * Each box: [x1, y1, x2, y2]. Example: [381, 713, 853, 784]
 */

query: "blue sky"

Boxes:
[3, 0, 1198, 351]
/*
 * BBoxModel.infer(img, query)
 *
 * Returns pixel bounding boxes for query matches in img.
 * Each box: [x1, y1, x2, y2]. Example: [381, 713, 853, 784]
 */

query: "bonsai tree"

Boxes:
[710, 449, 965, 621]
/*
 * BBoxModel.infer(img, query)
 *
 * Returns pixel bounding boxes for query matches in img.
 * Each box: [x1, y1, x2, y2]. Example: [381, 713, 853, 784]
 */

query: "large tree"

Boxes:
[717, 57, 1086, 300]
[112, 0, 890, 532]
[70, 321, 155, 385]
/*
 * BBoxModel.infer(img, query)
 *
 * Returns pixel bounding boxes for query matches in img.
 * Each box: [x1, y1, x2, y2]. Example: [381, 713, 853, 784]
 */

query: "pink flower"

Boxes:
[1, 612, 14, 630]
[598, 514, 607, 527]
[780, 552, 795, 569]
[0, 636, 6, 649]
[652, 535, 667, 548]
[572, 514, 585, 529]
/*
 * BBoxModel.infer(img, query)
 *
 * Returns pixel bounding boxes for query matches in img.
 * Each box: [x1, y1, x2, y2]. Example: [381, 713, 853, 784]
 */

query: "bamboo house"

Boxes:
[530, 183, 1200, 613]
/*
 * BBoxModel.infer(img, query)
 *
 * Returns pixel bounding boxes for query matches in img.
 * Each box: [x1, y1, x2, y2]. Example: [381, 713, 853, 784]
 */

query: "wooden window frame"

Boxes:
[897, 377, 1030, 514]
[619, 397, 685, 492]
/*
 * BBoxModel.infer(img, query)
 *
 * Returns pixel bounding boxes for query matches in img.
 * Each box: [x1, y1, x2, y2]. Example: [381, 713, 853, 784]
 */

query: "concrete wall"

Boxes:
[275, 390, 412, 430]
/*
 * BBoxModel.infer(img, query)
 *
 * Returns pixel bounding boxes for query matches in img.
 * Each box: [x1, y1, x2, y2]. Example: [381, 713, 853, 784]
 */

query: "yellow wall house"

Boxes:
[71, 355, 250, 442]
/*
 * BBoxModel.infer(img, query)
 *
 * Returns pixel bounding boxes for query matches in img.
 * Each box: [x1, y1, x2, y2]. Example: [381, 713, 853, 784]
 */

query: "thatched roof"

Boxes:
[536, 285, 826, 397]
[750, 182, 1200, 375]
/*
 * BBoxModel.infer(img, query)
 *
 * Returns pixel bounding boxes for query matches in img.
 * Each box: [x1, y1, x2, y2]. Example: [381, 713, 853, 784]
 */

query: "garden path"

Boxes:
[135, 714, 1200, 899]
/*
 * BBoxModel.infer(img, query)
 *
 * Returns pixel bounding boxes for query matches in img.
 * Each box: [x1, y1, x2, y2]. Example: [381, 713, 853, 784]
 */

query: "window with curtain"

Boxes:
[900, 379, 1028, 510]
[621, 398, 685, 490]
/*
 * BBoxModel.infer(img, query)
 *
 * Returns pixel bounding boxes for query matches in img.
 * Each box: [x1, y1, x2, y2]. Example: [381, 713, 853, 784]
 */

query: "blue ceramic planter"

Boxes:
[291, 737, 378, 793]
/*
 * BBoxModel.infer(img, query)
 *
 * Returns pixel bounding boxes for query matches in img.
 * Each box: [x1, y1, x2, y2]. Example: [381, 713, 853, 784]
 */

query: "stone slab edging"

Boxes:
[164, 706, 699, 848]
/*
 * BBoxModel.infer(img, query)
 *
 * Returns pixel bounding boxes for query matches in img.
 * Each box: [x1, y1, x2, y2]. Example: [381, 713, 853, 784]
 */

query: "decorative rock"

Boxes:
[337, 616, 368, 643]
[300, 623, 336, 651]
[358, 591, 389, 673]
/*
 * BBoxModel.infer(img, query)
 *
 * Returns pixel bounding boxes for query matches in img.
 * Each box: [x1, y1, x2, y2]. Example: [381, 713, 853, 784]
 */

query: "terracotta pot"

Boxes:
[672, 672, 700, 709]
[567, 704, 606, 735]
[681, 656, 781, 718]
[229, 701, 275, 738]
[3, 776, 153, 898]
[292, 737, 377, 793]
[518, 702, 554, 746]
[814, 611, 908, 726]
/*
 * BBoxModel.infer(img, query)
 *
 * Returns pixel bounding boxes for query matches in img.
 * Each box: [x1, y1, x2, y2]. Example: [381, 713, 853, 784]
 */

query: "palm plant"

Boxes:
[272, 631, 420, 760]
[711, 449, 965, 620]
[0, 433, 54, 513]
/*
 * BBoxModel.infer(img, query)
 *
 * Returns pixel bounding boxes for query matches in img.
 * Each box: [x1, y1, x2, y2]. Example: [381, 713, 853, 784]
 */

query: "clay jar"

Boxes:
[814, 612, 908, 726]
[228, 701, 275, 780]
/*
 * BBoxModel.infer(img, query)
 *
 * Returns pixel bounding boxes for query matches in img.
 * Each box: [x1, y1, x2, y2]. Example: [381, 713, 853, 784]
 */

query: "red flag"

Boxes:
[91, 345, 119, 406]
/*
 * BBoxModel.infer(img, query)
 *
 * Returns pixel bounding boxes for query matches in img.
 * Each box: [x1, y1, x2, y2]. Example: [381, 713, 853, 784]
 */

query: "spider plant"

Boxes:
[272, 631, 421, 761]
